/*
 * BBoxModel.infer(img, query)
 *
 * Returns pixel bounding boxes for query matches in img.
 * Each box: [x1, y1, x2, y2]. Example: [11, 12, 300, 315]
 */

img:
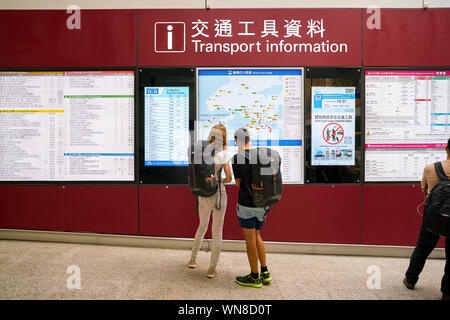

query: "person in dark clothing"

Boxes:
[404, 137, 450, 300]
[231, 128, 271, 288]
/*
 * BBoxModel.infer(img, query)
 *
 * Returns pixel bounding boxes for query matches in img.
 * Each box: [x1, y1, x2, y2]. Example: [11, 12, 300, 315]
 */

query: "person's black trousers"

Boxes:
[405, 221, 450, 295]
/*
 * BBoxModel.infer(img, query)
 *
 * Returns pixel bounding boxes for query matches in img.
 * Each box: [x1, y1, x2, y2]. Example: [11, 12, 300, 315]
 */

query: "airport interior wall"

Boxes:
[0, 8, 449, 247]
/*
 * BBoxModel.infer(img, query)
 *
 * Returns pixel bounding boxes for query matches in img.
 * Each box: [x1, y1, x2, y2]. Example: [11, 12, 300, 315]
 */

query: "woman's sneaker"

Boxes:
[187, 259, 197, 268]
[235, 274, 262, 288]
[206, 268, 216, 278]
[260, 270, 272, 285]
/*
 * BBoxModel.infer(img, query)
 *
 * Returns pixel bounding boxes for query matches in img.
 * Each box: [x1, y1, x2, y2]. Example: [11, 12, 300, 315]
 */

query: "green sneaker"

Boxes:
[235, 274, 262, 288]
[260, 270, 272, 285]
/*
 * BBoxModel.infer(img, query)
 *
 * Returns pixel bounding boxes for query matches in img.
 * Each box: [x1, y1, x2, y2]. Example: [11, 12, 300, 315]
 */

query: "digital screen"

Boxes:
[311, 86, 355, 166]
[0, 71, 135, 181]
[365, 70, 449, 182]
[197, 68, 304, 184]
[144, 87, 189, 166]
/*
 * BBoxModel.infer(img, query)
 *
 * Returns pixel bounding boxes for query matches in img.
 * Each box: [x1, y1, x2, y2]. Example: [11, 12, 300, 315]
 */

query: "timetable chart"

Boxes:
[365, 70, 449, 181]
[365, 147, 447, 182]
[144, 87, 189, 166]
[0, 71, 135, 181]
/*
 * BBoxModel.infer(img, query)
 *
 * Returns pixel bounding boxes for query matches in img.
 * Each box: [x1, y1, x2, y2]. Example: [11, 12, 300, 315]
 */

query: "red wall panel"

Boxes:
[0, 186, 138, 235]
[139, 186, 199, 238]
[0, 186, 67, 231]
[140, 185, 361, 244]
[1, 9, 449, 247]
[362, 185, 445, 247]
[0, 10, 137, 68]
[363, 9, 450, 66]
[139, 9, 361, 66]
[63, 186, 138, 235]
[260, 185, 361, 244]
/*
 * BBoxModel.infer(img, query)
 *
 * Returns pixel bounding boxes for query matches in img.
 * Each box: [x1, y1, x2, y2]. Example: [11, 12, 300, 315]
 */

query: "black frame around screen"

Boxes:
[0, 67, 138, 185]
[304, 67, 363, 184]
[138, 67, 195, 185]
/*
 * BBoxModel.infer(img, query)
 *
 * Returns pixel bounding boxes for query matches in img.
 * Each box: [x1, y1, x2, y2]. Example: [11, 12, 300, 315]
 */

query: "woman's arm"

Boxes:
[222, 163, 232, 184]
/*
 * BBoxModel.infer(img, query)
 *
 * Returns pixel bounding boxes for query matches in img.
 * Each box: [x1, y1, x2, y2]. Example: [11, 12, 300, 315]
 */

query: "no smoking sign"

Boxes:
[323, 122, 344, 145]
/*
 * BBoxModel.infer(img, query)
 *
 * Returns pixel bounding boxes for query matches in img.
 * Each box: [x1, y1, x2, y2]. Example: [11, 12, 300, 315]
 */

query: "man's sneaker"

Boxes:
[260, 271, 272, 285]
[235, 274, 262, 288]
[403, 277, 415, 290]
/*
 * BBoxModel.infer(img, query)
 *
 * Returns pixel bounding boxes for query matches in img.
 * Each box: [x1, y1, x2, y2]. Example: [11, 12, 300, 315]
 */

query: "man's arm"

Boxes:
[232, 158, 242, 187]
[421, 166, 429, 197]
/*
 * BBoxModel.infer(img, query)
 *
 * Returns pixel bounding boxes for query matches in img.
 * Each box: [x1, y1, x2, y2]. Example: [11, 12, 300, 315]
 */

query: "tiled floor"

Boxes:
[0, 240, 445, 300]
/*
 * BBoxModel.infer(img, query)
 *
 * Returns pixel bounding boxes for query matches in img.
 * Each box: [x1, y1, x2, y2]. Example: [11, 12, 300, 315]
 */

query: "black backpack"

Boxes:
[423, 162, 450, 237]
[246, 147, 283, 208]
[188, 141, 219, 197]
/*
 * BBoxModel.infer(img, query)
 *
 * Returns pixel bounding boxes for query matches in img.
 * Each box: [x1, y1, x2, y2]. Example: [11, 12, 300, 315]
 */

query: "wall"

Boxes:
[0, 8, 449, 247]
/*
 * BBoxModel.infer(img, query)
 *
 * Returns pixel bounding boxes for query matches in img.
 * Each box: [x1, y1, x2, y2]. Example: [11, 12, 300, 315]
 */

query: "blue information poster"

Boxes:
[144, 87, 189, 166]
[311, 87, 355, 166]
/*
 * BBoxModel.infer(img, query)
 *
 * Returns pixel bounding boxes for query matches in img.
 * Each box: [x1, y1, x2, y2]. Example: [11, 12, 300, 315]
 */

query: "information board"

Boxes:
[197, 68, 304, 184]
[365, 70, 449, 182]
[0, 71, 135, 181]
[144, 87, 189, 166]
[311, 87, 355, 166]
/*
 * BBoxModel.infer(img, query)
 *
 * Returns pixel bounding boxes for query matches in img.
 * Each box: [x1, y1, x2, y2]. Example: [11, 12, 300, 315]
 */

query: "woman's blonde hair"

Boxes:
[208, 124, 228, 151]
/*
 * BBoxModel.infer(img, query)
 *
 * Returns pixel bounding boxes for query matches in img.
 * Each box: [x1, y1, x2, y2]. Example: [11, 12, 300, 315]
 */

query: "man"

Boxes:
[232, 128, 272, 288]
[404, 137, 450, 300]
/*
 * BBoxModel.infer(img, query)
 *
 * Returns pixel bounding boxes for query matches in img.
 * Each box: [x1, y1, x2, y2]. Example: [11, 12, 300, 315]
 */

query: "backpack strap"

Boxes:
[215, 165, 223, 211]
[434, 162, 449, 181]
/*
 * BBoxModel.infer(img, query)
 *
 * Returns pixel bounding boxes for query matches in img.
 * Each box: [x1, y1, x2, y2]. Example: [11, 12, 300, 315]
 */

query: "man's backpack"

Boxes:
[423, 162, 450, 237]
[188, 141, 219, 197]
[247, 147, 283, 208]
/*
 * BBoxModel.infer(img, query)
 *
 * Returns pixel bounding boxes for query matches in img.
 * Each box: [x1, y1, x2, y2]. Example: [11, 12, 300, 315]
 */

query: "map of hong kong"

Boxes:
[203, 76, 283, 140]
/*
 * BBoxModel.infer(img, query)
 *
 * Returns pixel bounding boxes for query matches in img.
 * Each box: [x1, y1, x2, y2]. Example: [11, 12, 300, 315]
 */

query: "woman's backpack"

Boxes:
[423, 162, 450, 237]
[188, 141, 219, 197]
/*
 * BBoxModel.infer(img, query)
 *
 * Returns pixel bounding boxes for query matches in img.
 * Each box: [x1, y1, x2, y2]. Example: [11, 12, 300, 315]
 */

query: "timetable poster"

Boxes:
[144, 87, 189, 166]
[197, 68, 304, 184]
[365, 70, 449, 182]
[311, 87, 356, 166]
[0, 71, 135, 181]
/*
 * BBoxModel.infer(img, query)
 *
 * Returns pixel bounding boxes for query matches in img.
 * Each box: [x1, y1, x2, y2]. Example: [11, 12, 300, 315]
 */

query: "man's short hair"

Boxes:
[448, 137, 450, 149]
[234, 128, 250, 144]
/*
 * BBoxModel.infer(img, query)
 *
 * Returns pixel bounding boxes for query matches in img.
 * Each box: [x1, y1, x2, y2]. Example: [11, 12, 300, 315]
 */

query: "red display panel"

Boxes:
[139, 9, 362, 66]
[0, 10, 137, 68]
[362, 185, 445, 247]
[0, 186, 138, 235]
[363, 9, 450, 66]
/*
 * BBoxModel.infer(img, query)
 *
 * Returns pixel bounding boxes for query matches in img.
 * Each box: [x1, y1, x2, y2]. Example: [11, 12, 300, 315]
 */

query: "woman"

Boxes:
[188, 124, 232, 278]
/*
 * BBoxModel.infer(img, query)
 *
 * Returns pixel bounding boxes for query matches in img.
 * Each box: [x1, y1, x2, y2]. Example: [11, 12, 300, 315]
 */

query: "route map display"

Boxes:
[311, 86, 356, 166]
[197, 68, 303, 184]
[365, 70, 449, 182]
[0, 71, 135, 181]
